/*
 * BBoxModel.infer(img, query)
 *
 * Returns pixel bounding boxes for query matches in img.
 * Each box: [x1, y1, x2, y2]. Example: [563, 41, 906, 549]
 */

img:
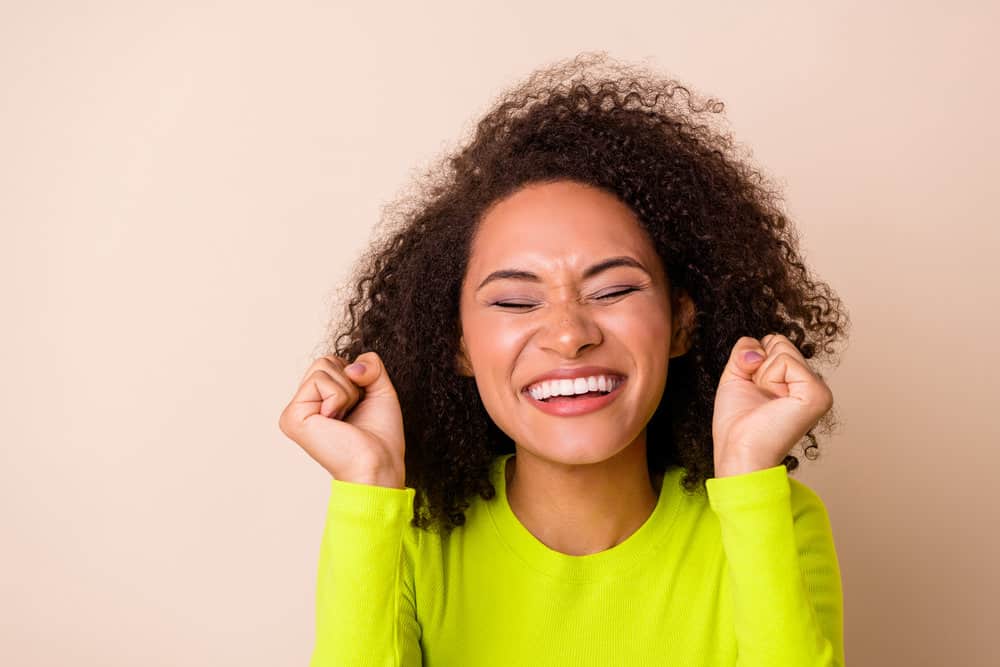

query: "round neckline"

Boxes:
[485, 453, 683, 582]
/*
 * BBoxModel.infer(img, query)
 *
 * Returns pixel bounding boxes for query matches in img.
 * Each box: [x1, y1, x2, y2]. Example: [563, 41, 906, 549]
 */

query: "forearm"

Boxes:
[706, 465, 844, 666]
[311, 478, 421, 667]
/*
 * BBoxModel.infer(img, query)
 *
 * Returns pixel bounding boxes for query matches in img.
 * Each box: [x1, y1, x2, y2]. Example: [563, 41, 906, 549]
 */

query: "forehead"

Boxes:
[468, 180, 658, 274]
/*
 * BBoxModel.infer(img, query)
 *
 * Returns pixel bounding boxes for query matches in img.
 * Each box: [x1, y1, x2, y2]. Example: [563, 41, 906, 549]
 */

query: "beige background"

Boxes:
[2, 1, 997, 665]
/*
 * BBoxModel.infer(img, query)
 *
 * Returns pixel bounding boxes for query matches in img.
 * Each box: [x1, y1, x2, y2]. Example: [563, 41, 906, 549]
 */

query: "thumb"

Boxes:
[719, 337, 767, 385]
[340, 350, 405, 453]
[344, 351, 398, 398]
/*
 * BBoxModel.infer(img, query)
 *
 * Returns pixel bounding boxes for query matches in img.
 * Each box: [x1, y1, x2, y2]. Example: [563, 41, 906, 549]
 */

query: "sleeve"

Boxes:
[309, 477, 423, 667]
[705, 464, 844, 667]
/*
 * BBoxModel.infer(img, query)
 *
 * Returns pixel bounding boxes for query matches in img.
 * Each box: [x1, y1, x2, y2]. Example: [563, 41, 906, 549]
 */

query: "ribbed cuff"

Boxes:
[705, 464, 790, 511]
[328, 477, 416, 522]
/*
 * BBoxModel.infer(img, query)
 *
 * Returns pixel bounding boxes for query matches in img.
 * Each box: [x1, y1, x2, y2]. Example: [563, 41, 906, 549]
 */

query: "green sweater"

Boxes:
[310, 453, 844, 666]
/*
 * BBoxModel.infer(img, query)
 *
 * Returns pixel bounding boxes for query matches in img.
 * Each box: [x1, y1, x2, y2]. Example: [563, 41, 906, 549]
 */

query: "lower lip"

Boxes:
[523, 379, 627, 417]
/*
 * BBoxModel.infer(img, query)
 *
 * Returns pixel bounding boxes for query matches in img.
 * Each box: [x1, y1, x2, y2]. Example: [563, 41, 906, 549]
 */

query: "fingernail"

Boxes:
[743, 351, 764, 363]
[345, 362, 366, 374]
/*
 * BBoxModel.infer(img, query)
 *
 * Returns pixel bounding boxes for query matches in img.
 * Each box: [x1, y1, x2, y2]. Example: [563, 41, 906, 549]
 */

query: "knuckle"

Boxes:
[277, 410, 293, 435]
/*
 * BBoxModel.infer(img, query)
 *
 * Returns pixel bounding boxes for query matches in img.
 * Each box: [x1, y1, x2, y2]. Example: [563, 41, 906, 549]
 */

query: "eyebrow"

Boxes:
[475, 255, 651, 292]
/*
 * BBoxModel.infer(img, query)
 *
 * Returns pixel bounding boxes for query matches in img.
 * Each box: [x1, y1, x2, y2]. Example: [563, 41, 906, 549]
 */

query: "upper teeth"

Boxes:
[527, 375, 622, 400]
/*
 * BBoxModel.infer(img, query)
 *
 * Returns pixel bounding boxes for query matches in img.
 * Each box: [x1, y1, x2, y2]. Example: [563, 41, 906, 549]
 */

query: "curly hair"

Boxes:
[320, 51, 851, 536]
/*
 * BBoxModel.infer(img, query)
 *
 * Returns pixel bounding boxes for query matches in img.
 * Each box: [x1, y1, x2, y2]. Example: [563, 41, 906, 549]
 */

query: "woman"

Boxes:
[279, 52, 850, 666]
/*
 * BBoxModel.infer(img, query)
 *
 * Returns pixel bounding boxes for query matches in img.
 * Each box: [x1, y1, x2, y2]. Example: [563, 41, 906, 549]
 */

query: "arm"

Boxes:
[706, 464, 844, 666]
[310, 478, 422, 667]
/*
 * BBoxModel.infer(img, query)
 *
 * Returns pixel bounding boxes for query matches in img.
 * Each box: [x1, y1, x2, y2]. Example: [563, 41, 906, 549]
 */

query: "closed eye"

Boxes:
[493, 287, 639, 309]
[597, 287, 639, 300]
[492, 301, 535, 310]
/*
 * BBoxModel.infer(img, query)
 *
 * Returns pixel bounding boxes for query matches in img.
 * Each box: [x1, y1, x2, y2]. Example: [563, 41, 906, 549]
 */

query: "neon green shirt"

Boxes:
[310, 453, 844, 666]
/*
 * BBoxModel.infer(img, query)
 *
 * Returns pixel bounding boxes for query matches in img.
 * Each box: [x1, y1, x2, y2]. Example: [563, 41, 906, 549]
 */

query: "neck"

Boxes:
[505, 436, 664, 557]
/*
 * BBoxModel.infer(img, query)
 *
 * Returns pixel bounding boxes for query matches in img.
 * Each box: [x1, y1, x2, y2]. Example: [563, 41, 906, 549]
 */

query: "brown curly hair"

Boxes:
[320, 51, 850, 536]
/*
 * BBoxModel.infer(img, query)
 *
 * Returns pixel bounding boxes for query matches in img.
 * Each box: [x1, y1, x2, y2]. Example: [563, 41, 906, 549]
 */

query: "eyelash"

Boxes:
[493, 287, 639, 310]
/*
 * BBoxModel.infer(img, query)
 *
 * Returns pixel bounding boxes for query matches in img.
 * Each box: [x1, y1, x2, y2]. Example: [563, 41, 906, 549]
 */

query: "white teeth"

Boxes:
[527, 374, 622, 401]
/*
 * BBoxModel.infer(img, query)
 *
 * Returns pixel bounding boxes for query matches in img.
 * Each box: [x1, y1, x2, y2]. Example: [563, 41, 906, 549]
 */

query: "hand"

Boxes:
[711, 334, 834, 477]
[278, 351, 406, 488]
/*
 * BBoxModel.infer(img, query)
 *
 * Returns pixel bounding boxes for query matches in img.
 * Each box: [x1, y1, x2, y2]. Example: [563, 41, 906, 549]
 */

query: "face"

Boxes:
[457, 179, 694, 466]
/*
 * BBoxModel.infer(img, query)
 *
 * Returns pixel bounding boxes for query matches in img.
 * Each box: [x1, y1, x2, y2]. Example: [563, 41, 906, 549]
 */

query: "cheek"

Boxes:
[605, 307, 671, 353]
[461, 312, 527, 382]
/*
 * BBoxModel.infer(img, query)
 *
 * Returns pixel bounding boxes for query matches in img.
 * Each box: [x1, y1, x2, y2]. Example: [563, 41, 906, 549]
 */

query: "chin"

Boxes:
[517, 432, 633, 466]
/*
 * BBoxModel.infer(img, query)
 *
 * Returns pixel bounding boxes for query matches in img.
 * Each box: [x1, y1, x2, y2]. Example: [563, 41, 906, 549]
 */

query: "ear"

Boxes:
[668, 287, 696, 359]
[455, 335, 474, 376]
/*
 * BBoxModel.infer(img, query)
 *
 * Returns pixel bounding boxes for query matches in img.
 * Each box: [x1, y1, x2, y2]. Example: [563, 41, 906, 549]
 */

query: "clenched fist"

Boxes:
[278, 351, 406, 489]
[711, 334, 834, 477]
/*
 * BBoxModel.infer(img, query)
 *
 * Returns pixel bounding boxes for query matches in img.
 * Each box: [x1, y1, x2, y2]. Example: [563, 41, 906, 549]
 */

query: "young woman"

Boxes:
[279, 52, 850, 666]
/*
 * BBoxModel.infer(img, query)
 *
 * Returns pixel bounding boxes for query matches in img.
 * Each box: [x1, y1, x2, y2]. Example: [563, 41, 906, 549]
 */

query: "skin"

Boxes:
[455, 179, 696, 556]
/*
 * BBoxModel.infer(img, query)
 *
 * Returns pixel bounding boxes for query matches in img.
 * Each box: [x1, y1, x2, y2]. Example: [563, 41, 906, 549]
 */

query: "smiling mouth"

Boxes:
[522, 377, 627, 416]
[521, 375, 626, 403]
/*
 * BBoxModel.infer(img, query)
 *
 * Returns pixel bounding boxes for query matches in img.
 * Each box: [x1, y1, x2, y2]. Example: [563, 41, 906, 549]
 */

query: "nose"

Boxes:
[537, 300, 603, 358]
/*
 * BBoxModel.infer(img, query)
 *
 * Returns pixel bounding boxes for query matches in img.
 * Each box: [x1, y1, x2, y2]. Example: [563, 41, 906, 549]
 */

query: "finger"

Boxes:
[754, 335, 808, 387]
[314, 358, 363, 413]
[323, 372, 364, 420]
[299, 354, 348, 385]
[754, 352, 797, 398]
[285, 370, 351, 426]
[759, 351, 831, 407]
[298, 357, 362, 414]
[320, 383, 346, 419]
[760, 334, 804, 362]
